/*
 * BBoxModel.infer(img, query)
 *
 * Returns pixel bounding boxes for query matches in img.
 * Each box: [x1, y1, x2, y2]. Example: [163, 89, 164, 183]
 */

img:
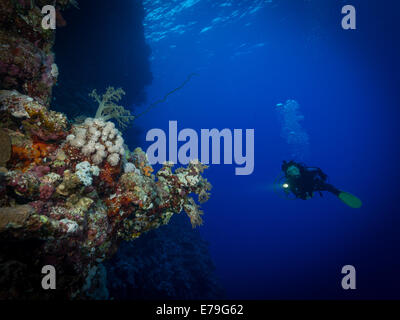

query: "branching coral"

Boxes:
[89, 87, 134, 130]
[156, 159, 211, 227]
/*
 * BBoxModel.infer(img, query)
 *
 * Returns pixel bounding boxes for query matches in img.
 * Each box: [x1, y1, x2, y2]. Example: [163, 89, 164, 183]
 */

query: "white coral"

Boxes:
[124, 162, 137, 173]
[67, 118, 124, 166]
[82, 141, 96, 156]
[91, 166, 100, 176]
[51, 63, 59, 79]
[75, 161, 101, 186]
[107, 153, 120, 167]
[60, 219, 78, 234]
[75, 161, 93, 186]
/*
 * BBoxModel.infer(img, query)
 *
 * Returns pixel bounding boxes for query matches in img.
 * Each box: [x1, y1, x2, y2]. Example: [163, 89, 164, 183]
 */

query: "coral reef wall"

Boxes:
[0, 0, 211, 300]
[0, 0, 68, 106]
[0, 90, 211, 298]
[106, 213, 224, 300]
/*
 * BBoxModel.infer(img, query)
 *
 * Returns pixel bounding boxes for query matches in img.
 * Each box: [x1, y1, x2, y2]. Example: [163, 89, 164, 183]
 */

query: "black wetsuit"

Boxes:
[282, 160, 340, 200]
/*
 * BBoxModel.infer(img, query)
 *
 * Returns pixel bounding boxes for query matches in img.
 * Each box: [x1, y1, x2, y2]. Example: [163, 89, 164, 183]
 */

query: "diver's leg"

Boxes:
[322, 183, 341, 196]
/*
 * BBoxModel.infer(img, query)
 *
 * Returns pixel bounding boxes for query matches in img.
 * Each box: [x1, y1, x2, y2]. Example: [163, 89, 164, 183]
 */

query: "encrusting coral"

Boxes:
[0, 129, 12, 167]
[0, 0, 78, 106]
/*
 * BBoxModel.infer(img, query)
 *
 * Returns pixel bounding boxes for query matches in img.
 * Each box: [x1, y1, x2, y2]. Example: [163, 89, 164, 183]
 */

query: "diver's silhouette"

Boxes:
[280, 160, 362, 208]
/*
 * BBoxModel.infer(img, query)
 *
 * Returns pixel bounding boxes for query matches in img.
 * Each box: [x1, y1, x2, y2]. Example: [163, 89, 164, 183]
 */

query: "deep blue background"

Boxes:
[127, 0, 400, 299]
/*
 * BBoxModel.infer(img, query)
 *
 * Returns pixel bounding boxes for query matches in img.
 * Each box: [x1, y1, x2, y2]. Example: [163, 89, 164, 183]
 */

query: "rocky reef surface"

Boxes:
[106, 213, 224, 300]
[0, 0, 211, 299]
[0, 0, 75, 106]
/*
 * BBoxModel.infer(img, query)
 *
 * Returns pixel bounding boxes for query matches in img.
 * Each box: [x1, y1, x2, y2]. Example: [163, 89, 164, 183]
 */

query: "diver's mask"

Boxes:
[286, 165, 300, 177]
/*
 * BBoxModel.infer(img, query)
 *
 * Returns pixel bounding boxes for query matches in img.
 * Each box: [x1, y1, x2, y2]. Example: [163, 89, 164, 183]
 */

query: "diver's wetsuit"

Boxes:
[282, 160, 340, 200]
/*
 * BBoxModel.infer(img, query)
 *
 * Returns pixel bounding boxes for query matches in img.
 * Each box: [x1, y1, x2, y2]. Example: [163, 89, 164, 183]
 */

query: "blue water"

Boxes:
[128, 0, 400, 299]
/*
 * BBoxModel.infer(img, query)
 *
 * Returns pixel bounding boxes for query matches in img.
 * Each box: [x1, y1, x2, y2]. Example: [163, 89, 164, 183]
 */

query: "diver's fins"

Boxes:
[337, 191, 362, 208]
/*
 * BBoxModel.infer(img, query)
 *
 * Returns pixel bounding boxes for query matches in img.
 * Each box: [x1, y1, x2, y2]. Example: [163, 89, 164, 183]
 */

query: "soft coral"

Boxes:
[89, 86, 134, 130]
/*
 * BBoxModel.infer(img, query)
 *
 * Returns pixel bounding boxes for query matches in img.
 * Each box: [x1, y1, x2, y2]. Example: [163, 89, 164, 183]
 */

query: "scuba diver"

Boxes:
[279, 160, 362, 208]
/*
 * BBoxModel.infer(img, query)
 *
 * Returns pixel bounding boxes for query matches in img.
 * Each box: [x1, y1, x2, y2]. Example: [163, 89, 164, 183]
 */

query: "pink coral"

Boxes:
[39, 183, 54, 200]
[31, 165, 50, 178]
[29, 200, 46, 214]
